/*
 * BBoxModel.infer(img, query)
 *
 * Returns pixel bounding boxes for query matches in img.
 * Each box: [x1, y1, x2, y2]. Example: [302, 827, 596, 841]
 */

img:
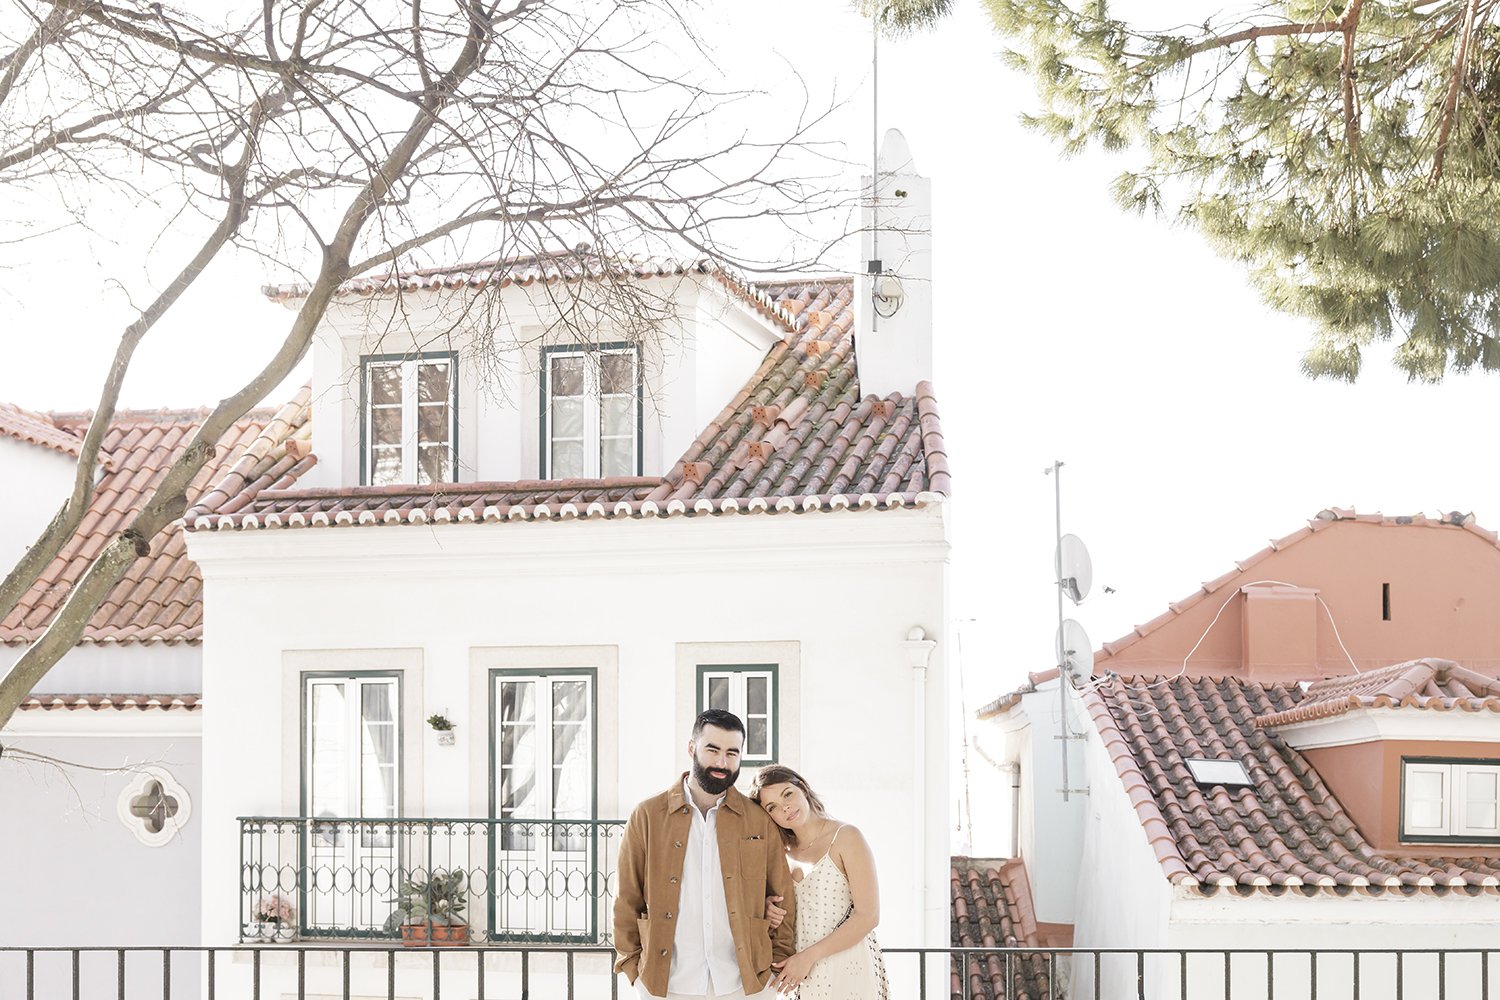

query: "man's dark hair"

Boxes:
[692, 708, 745, 740]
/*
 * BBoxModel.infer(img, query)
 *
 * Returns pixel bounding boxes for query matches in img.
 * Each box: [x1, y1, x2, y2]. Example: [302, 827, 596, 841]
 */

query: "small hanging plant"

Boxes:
[426, 714, 455, 731]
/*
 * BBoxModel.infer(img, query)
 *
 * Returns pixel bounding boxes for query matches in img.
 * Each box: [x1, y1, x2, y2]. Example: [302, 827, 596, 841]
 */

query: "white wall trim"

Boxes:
[1274, 708, 1500, 749]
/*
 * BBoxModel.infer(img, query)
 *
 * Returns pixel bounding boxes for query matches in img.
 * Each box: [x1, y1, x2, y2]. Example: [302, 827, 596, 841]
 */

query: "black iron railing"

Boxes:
[238, 816, 626, 944]
[4, 946, 1497, 1000]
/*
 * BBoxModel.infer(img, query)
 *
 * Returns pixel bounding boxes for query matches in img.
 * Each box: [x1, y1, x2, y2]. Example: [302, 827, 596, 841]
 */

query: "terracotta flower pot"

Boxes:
[400, 922, 470, 947]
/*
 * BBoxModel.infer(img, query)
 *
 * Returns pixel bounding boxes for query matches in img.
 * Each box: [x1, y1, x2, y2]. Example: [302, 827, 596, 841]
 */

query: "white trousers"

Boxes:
[636, 981, 775, 1000]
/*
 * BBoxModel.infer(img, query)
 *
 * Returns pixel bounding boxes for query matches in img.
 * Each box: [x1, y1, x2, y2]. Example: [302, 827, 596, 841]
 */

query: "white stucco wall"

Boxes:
[0, 711, 203, 997]
[1013, 682, 1089, 927]
[0, 435, 78, 573]
[1068, 689, 1174, 1000]
[0, 643, 203, 694]
[188, 505, 950, 995]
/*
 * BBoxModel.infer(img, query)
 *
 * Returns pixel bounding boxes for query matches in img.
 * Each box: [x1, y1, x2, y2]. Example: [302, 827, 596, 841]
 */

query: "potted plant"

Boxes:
[251, 893, 296, 942]
[383, 869, 470, 946]
[427, 713, 457, 746]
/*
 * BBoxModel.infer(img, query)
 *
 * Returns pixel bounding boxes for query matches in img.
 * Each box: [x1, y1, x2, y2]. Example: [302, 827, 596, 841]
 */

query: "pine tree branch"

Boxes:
[1431, 0, 1483, 180]
[1174, 18, 1346, 61]
[1342, 0, 1365, 154]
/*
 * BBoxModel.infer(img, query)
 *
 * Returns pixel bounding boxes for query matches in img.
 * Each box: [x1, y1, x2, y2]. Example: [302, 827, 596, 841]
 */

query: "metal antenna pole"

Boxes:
[1050, 460, 1071, 802]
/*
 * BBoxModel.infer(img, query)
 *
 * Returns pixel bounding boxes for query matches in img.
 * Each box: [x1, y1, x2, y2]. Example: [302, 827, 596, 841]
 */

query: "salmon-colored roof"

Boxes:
[0, 401, 114, 467]
[1255, 658, 1500, 728]
[950, 857, 1052, 1000]
[1092, 672, 1500, 896]
[17, 694, 200, 711]
[1099, 508, 1500, 661]
[1, 389, 311, 645]
[190, 278, 949, 530]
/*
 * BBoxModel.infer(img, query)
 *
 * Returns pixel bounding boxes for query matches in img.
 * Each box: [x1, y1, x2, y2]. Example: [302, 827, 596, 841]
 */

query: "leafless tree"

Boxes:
[0, 0, 845, 726]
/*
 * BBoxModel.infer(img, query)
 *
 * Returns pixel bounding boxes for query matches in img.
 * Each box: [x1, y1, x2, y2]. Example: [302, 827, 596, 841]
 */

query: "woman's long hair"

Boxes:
[750, 765, 827, 845]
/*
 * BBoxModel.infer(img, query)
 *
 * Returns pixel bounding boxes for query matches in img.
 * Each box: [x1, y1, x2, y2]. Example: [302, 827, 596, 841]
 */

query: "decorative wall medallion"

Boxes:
[116, 766, 191, 847]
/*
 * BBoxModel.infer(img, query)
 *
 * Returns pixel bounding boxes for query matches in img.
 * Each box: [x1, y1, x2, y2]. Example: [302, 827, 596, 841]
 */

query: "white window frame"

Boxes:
[542, 346, 639, 479]
[362, 354, 458, 486]
[1401, 759, 1500, 841]
[698, 665, 776, 765]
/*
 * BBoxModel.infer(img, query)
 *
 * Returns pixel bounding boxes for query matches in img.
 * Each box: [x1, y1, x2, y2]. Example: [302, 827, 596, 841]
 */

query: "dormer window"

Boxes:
[1401, 758, 1500, 842]
[542, 345, 639, 479]
[361, 353, 457, 486]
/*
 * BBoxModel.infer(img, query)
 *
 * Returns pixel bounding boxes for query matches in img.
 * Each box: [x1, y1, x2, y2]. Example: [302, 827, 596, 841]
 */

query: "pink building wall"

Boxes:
[1097, 513, 1500, 682]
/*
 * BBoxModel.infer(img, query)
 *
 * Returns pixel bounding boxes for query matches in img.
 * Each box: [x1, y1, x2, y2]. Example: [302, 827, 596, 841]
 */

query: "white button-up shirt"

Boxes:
[663, 777, 743, 997]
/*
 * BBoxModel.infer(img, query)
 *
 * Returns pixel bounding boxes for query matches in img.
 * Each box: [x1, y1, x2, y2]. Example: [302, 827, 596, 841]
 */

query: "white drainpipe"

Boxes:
[902, 626, 938, 943]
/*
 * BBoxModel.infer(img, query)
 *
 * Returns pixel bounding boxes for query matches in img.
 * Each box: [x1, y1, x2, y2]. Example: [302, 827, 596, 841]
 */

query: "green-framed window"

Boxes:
[540, 344, 640, 479]
[697, 664, 777, 765]
[300, 671, 402, 935]
[1401, 756, 1500, 843]
[360, 351, 458, 485]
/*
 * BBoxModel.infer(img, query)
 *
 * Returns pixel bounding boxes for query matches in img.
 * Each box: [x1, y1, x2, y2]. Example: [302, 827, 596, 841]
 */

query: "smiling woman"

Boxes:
[750, 766, 888, 999]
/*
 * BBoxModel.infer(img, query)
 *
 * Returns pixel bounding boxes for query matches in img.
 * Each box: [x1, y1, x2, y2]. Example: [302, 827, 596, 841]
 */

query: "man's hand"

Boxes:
[764, 894, 787, 930]
[771, 951, 817, 993]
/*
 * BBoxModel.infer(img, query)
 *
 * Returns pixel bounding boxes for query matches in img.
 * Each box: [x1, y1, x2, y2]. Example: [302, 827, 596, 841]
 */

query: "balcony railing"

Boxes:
[238, 816, 626, 944]
[3, 946, 1498, 1000]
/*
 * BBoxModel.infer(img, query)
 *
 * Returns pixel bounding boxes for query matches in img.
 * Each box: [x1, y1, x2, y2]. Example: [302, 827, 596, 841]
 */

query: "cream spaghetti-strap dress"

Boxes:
[787, 826, 889, 1000]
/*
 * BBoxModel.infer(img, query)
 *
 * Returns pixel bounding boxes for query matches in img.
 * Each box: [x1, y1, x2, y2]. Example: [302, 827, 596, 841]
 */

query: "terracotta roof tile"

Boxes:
[950, 858, 1051, 1000]
[2, 390, 310, 645]
[1096, 673, 1500, 895]
[192, 278, 950, 531]
[1255, 658, 1500, 727]
[262, 250, 799, 335]
[1100, 509, 1500, 661]
[975, 669, 1059, 721]
[16, 693, 200, 711]
[0, 401, 103, 465]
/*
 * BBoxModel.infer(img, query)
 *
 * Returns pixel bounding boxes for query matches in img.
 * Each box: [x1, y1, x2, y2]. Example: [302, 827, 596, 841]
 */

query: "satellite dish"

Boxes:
[1055, 619, 1094, 682]
[1055, 533, 1093, 604]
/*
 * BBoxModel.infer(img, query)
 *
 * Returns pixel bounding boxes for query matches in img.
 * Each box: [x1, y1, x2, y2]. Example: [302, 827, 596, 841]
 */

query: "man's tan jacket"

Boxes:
[613, 775, 796, 997]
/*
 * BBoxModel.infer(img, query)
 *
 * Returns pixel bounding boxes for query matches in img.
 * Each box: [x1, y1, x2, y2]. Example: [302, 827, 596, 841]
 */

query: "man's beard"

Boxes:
[692, 757, 739, 796]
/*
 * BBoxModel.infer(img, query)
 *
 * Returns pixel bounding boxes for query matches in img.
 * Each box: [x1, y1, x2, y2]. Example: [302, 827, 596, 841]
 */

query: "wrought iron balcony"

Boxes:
[238, 816, 626, 944]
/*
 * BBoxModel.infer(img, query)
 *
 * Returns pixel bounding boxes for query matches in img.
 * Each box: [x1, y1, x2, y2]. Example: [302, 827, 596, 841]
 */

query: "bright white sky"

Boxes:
[4, 2, 1500, 758]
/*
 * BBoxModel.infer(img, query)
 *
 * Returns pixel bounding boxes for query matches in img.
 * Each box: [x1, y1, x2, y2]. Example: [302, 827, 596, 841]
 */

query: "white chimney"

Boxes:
[855, 128, 932, 399]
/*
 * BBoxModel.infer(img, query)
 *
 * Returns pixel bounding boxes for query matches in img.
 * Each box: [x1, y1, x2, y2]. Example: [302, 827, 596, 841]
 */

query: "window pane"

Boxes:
[370, 447, 401, 486]
[1467, 770, 1499, 830]
[601, 437, 633, 478]
[550, 356, 584, 397]
[551, 440, 584, 479]
[418, 403, 449, 444]
[600, 353, 634, 395]
[310, 685, 348, 818]
[747, 676, 769, 715]
[369, 365, 402, 405]
[360, 684, 397, 821]
[371, 407, 403, 447]
[418, 363, 450, 403]
[706, 676, 730, 711]
[417, 445, 451, 484]
[601, 395, 633, 437]
[747, 717, 769, 758]
[552, 681, 591, 821]
[552, 397, 584, 439]
[1407, 768, 1447, 829]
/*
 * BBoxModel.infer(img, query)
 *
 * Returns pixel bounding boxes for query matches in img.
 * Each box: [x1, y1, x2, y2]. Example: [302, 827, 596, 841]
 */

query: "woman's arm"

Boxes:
[771, 825, 880, 992]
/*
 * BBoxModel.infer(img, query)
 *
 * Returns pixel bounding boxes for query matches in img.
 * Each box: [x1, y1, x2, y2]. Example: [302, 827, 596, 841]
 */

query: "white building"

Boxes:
[177, 132, 952, 997]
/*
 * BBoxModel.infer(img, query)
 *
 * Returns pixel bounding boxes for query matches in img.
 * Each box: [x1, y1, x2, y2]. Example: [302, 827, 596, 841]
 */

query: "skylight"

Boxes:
[1185, 758, 1254, 787]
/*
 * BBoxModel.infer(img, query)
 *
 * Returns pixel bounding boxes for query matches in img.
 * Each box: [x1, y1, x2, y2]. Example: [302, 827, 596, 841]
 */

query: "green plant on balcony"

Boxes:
[384, 869, 470, 946]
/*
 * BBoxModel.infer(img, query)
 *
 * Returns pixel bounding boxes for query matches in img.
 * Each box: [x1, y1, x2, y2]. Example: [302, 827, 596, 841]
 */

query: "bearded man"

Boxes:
[613, 709, 796, 999]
